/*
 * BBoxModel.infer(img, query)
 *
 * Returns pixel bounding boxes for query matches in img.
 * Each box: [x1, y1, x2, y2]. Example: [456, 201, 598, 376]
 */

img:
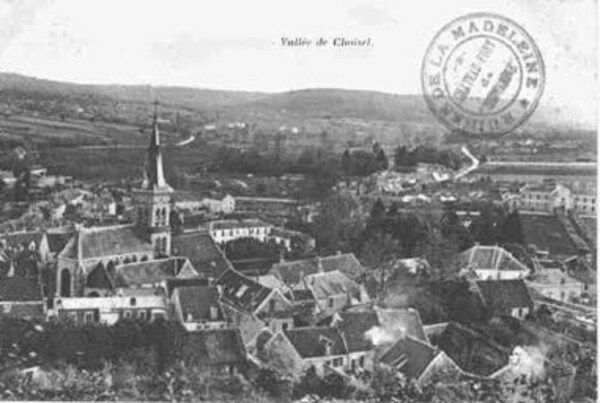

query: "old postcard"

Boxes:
[0, 0, 595, 401]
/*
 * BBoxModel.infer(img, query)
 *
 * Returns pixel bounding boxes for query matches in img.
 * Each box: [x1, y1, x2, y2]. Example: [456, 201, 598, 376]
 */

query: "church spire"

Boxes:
[141, 101, 171, 191]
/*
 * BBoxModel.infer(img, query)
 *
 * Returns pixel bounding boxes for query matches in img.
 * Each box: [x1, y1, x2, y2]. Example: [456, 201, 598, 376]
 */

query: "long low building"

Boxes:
[51, 295, 168, 325]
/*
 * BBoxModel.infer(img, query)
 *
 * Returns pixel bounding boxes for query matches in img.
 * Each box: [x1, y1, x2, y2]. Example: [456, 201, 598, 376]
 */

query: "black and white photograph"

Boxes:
[0, 0, 596, 401]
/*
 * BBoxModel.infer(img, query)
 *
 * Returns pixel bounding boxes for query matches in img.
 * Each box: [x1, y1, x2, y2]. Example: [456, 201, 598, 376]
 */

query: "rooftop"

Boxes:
[475, 279, 534, 311]
[0, 276, 42, 302]
[176, 285, 224, 322]
[59, 225, 153, 260]
[459, 245, 529, 273]
[171, 230, 232, 278]
[284, 327, 347, 358]
[216, 268, 273, 314]
[271, 253, 364, 286]
[379, 335, 437, 380]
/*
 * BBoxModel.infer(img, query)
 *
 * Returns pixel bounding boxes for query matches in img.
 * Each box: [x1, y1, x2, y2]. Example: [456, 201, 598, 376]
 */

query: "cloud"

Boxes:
[149, 34, 270, 68]
[347, 3, 397, 26]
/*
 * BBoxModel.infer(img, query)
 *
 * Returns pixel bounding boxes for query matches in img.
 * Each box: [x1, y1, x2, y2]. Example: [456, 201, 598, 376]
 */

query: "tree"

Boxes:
[313, 193, 362, 254]
[341, 149, 350, 176]
[375, 148, 389, 170]
[441, 206, 474, 251]
[471, 203, 504, 245]
[394, 145, 411, 169]
[499, 209, 525, 245]
[365, 198, 386, 234]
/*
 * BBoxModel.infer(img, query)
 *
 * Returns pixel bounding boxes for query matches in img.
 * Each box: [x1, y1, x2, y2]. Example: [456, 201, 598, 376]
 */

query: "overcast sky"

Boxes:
[0, 0, 596, 127]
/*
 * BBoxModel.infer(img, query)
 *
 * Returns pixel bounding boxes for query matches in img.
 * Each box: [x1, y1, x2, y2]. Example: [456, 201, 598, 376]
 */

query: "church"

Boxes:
[55, 106, 231, 298]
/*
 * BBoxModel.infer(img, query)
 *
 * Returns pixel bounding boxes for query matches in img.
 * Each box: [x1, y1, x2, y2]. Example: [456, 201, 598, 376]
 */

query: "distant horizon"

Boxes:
[0, 70, 423, 96]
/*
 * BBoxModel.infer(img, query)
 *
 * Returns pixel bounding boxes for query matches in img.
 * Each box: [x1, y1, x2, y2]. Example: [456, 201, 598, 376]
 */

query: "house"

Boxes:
[171, 285, 229, 332]
[474, 279, 534, 319]
[332, 310, 379, 374]
[271, 253, 365, 287]
[459, 245, 530, 280]
[0, 231, 50, 262]
[379, 334, 463, 387]
[572, 192, 597, 215]
[0, 276, 45, 320]
[374, 307, 430, 344]
[216, 268, 294, 332]
[220, 302, 267, 353]
[112, 257, 198, 294]
[253, 329, 305, 380]
[181, 329, 247, 376]
[209, 219, 273, 245]
[433, 322, 510, 378]
[518, 182, 573, 212]
[300, 270, 369, 318]
[52, 295, 168, 324]
[268, 228, 316, 253]
[171, 230, 232, 281]
[283, 327, 349, 376]
[526, 268, 587, 304]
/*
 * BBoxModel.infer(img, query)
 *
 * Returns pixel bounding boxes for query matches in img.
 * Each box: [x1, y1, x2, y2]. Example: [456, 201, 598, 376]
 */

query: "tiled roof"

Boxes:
[475, 279, 534, 311]
[380, 335, 437, 380]
[304, 270, 363, 301]
[284, 327, 347, 358]
[375, 307, 429, 344]
[271, 253, 364, 285]
[338, 310, 379, 353]
[0, 276, 42, 301]
[171, 230, 232, 278]
[165, 277, 210, 297]
[459, 245, 528, 272]
[436, 322, 509, 376]
[220, 302, 265, 345]
[256, 274, 288, 291]
[46, 230, 73, 254]
[177, 285, 224, 322]
[86, 263, 114, 289]
[182, 329, 246, 367]
[114, 257, 193, 287]
[216, 269, 272, 313]
[290, 289, 315, 302]
[59, 225, 152, 260]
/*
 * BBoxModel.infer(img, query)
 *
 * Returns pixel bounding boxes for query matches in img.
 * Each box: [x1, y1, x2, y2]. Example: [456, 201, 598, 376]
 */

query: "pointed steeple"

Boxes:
[141, 101, 172, 192]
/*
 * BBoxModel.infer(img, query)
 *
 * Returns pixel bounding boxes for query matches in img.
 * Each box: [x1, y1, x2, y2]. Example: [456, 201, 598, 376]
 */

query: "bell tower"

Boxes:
[133, 101, 173, 258]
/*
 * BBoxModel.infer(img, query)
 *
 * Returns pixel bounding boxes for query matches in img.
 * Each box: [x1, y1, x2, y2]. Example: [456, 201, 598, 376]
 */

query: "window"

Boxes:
[139, 311, 148, 321]
[84, 311, 94, 324]
[123, 310, 132, 319]
[359, 355, 365, 367]
[282, 322, 289, 331]
[328, 298, 334, 308]
[210, 306, 219, 320]
[130, 297, 137, 306]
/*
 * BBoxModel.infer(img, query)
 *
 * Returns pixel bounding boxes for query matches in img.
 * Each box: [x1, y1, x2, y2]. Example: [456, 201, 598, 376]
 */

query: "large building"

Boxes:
[55, 107, 182, 298]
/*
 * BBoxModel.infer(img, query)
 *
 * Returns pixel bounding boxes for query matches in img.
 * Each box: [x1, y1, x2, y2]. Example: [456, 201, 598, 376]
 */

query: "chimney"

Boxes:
[316, 257, 323, 273]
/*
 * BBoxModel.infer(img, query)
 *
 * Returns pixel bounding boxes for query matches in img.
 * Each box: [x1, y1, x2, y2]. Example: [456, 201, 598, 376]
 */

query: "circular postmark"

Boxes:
[421, 13, 545, 136]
